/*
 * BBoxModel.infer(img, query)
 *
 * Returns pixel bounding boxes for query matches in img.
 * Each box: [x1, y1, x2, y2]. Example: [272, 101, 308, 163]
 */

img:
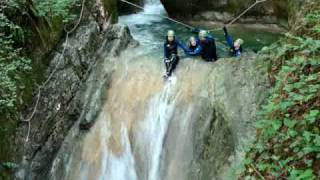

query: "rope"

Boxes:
[227, 0, 267, 26]
[120, 0, 269, 33]
[209, 0, 268, 31]
[22, 0, 86, 145]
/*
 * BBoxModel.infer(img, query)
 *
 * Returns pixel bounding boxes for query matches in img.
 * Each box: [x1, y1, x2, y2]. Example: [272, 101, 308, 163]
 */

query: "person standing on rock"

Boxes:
[191, 28, 218, 62]
[163, 30, 181, 79]
[223, 26, 244, 57]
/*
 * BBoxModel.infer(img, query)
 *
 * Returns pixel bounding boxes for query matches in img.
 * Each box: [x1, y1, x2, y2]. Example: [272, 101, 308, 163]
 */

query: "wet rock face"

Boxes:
[191, 106, 235, 180]
[160, 0, 289, 24]
[15, 17, 135, 180]
[159, 53, 270, 180]
[189, 53, 271, 179]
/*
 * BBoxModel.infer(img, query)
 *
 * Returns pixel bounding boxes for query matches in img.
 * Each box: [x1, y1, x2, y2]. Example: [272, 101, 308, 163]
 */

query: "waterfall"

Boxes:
[49, 1, 216, 179]
[135, 82, 178, 180]
[144, 0, 165, 15]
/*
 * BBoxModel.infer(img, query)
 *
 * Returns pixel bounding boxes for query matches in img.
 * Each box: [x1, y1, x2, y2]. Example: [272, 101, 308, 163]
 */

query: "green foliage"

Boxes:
[0, 0, 79, 117]
[0, 12, 31, 116]
[0, 0, 79, 178]
[0, 162, 18, 180]
[240, 6, 320, 179]
[1, 162, 18, 169]
[306, 10, 320, 25]
[35, 0, 79, 23]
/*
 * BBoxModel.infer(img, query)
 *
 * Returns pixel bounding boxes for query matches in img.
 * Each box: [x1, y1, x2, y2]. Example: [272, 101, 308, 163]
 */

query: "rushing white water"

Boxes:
[100, 123, 137, 180]
[50, 37, 215, 180]
[119, 0, 166, 55]
[144, 0, 165, 15]
[135, 81, 178, 180]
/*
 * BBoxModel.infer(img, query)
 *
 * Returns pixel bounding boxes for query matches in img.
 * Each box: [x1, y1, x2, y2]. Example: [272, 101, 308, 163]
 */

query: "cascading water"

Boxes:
[144, 0, 165, 14]
[50, 50, 209, 180]
[49, 1, 283, 180]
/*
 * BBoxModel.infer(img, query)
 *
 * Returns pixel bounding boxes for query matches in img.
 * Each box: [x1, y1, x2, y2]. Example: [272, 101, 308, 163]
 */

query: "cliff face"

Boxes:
[160, 53, 271, 180]
[14, 0, 136, 179]
[160, 0, 289, 25]
[192, 53, 270, 179]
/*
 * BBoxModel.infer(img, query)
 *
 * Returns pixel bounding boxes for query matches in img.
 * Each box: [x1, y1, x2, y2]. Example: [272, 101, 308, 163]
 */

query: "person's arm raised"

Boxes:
[223, 27, 234, 48]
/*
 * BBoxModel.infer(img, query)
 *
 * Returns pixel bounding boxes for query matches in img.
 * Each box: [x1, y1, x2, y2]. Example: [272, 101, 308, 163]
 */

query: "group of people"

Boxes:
[163, 26, 244, 79]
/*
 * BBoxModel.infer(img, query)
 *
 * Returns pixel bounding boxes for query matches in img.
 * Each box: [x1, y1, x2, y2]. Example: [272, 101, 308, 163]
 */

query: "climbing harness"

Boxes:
[120, 0, 269, 32]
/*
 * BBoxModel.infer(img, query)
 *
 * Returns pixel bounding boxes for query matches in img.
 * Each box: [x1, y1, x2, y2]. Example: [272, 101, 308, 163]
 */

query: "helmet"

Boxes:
[167, 30, 175, 37]
[199, 30, 207, 39]
[235, 38, 244, 45]
[189, 36, 196, 42]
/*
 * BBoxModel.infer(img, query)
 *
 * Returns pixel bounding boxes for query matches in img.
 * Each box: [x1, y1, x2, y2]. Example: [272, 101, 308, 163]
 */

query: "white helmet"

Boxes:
[199, 30, 207, 39]
[167, 30, 175, 37]
[235, 38, 244, 45]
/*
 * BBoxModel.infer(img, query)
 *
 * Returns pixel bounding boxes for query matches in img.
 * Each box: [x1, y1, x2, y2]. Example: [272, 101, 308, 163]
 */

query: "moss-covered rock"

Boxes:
[15, 20, 135, 180]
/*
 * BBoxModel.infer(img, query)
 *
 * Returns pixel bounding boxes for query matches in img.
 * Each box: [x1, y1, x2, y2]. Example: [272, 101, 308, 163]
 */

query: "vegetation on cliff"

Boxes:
[0, 0, 79, 178]
[240, 1, 320, 179]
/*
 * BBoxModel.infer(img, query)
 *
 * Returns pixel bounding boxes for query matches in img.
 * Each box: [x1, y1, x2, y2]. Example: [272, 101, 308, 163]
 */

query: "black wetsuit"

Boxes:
[199, 37, 218, 62]
[164, 38, 180, 76]
[191, 28, 218, 61]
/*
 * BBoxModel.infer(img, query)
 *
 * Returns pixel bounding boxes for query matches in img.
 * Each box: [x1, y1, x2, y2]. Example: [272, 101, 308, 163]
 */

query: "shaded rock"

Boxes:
[160, 0, 290, 24]
[191, 53, 271, 179]
[15, 17, 135, 180]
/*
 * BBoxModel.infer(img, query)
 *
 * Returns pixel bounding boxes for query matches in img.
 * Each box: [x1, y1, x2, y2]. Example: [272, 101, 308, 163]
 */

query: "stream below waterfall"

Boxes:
[119, 0, 283, 59]
[49, 1, 282, 180]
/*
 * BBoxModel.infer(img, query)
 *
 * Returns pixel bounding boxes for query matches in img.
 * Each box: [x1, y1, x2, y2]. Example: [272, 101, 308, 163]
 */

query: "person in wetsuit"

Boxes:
[163, 30, 180, 78]
[223, 26, 244, 57]
[190, 28, 218, 61]
[180, 36, 202, 57]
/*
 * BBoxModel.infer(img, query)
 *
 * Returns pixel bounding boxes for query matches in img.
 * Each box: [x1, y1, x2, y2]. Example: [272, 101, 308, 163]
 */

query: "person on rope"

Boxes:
[223, 26, 244, 57]
[179, 36, 202, 56]
[191, 28, 218, 61]
[163, 30, 180, 79]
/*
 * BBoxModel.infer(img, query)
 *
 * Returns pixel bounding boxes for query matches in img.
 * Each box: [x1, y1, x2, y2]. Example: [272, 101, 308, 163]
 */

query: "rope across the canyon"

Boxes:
[120, 0, 269, 32]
